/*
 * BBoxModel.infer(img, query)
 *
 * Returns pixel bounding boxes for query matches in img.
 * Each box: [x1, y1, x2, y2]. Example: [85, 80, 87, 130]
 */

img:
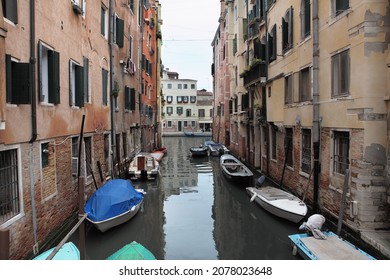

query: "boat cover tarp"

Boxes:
[84, 179, 143, 222]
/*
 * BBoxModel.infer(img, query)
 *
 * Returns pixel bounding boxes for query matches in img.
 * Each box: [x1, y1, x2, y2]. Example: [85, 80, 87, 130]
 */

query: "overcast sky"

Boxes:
[159, 0, 221, 91]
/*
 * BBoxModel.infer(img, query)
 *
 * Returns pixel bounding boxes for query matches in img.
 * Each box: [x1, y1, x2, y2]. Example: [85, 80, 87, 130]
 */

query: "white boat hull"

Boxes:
[246, 186, 307, 223]
[87, 197, 143, 232]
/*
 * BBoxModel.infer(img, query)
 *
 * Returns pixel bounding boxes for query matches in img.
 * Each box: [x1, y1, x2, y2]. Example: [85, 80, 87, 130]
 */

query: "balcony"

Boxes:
[242, 61, 266, 87]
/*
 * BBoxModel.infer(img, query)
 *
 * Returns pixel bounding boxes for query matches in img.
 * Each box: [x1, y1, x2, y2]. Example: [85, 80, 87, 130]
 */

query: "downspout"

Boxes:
[29, 0, 37, 143]
[29, 0, 38, 254]
[109, 0, 116, 178]
[264, 6, 270, 176]
[312, 0, 320, 213]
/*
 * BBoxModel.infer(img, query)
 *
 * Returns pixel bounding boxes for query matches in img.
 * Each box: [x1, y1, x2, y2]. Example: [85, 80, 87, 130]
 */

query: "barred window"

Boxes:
[333, 131, 350, 175]
[271, 127, 277, 160]
[0, 149, 20, 224]
[285, 128, 293, 167]
[301, 129, 311, 173]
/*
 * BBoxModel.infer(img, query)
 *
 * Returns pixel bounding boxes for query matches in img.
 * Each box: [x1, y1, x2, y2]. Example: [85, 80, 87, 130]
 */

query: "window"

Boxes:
[191, 84, 195, 89]
[271, 127, 277, 160]
[285, 128, 293, 167]
[190, 96, 196, 103]
[183, 121, 188, 127]
[301, 0, 311, 39]
[186, 109, 191, 117]
[69, 60, 85, 107]
[104, 134, 110, 175]
[38, 42, 60, 104]
[333, 131, 350, 175]
[177, 107, 183, 115]
[115, 15, 124, 48]
[191, 121, 196, 128]
[198, 109, 205, 117]
[177, 96, 182, 103]
[0, 148, 21, 224]
[183, 96, 188, 103]
[122, 133, 127, 159]
[166, 106, 173, 115]
[102, 69, 108, 105]
[184, 84, 188, 89]
[167, 84, 172, 89]
[167, 121, 172, 128]
[300, 67, 311, 102]
[178, 84, 182, 89]
[331, 50, 350, 98]
[71, 137, 79, 178]
[84, 137, 92, 177]
[1, 0, 18, 24]
[333, 0, 349, 17]
[268, 25, 277, 62]
[282, 7, 294, 53]
[125, 87, 136, 111]
[285, 75, 293, 104]
[128, 0, 134, 12]
[41, 143, 49, 168]
[101, 4, 108, 38]
[167, 96, 173, 103]
[5, 55, 30, 104]
[301, 129, 311, 173]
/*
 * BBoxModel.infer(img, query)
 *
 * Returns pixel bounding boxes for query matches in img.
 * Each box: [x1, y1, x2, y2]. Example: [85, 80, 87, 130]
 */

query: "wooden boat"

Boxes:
[33, 242, 80, 260]
[246, 176, 307, 223]
[184, 131, 212, 137]
[106, 241, 156, 260]
[84, 179, 144, 232]
[220, 154, 253, 185]
[189, 145, 209, 157]
[152, 147, 167, 154]
[204, 140, 229, 156]
[128, 152, 160, 180]
[288, 231, 376, 260]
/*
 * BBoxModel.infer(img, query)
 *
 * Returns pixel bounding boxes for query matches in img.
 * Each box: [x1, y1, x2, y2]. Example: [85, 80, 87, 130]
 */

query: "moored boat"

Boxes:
[189, 145, 209, 157]
[288, 231, 376, 260]
[84, 179, 144, 232]
[128, 152, 160, 180]
[184, 131, 212, 137]
[33, 242, 80, 260]
[106, 241, 156, 260]
[246, 176, 307, 223]
[220, 154, 253, 185]
[204, 140, 229, 156]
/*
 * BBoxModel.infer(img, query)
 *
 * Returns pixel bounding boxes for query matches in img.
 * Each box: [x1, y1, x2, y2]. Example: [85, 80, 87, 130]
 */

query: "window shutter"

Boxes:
[5, 0, 18, 24]
[75, 65, 84, 107]
[38, 42, 44, 102]
[125, 86, 130, 110]
[130, 87, 136, 111]
[5, 55, 12, 103]
[12, 62, 30, 104]
[48, 50, 60, 104]
[102, 69, 108, 105]
[289, 7, 293, 47]
[116, 18, 124, 48]
[83, 57, 89, 103]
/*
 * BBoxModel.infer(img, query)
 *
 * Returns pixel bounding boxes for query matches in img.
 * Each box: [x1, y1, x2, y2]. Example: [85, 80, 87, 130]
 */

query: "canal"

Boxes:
[71, 136, 301, 260]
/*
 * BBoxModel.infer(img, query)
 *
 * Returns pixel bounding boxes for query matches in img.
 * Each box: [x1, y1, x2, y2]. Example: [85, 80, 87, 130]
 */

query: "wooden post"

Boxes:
[337, 169, 350, 236]
[0, 229, 10, 260]
[78, 176, 86, 260]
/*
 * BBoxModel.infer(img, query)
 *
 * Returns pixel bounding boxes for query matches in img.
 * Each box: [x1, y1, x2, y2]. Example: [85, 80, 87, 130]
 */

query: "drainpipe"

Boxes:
[29, 0, 39, 254]
[29, 0, 37, 143]
[109, 0, 116, 178]
[312, 0, 320, 213]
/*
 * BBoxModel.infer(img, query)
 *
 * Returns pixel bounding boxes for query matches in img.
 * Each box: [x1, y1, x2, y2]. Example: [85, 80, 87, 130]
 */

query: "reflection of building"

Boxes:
[161, 69, 213, 135]
[213, 0, 390, 257]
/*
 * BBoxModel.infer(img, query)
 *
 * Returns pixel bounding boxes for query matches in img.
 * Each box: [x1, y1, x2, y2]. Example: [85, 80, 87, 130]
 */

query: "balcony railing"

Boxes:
[243, 62, 266, 87]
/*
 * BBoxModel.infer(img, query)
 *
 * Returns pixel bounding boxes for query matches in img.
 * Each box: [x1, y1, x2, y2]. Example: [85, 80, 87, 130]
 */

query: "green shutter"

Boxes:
[48, 50, 60, 104]
[130, 88, 135, 111]
[83, 57, 89, 103]
[75, 65, 84, 107]
[12, 62, 30, 104]
[116, 18, 124, 48]
[5, 55, 12, 103]
[102, 69, 108, 105]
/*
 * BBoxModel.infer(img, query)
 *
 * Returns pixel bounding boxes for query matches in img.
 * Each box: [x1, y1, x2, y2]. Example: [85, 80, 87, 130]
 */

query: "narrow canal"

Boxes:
[71, 136, 301, 260]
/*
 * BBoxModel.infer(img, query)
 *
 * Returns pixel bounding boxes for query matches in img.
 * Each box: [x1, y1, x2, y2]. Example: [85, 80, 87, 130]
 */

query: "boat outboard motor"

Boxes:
[256, 176, 266, 187]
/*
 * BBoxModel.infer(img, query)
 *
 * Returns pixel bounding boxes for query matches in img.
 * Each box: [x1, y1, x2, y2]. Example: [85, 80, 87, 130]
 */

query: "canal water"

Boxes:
[71, 136, 301, 260]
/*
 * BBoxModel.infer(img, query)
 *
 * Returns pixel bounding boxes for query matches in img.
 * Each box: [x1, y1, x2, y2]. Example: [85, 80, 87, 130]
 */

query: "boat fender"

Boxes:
[256, 176, 266, 187]
[250, 193, 257, 202]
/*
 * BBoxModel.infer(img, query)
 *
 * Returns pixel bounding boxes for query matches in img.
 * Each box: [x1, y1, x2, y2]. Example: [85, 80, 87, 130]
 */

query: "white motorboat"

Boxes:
[246, 176, 307, 223]
[128, 153, 160, 180]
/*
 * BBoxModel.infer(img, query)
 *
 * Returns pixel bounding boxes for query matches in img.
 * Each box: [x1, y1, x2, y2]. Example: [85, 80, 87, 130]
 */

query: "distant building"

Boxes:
[161, 69, 213, 136]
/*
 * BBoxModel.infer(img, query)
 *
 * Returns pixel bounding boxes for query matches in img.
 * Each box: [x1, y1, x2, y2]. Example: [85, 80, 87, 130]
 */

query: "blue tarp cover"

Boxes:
[84, 179, 143, 222]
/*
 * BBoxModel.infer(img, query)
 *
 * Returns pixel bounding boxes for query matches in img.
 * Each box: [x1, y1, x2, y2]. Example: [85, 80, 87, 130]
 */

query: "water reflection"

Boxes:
[73, 136, 300, 260]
